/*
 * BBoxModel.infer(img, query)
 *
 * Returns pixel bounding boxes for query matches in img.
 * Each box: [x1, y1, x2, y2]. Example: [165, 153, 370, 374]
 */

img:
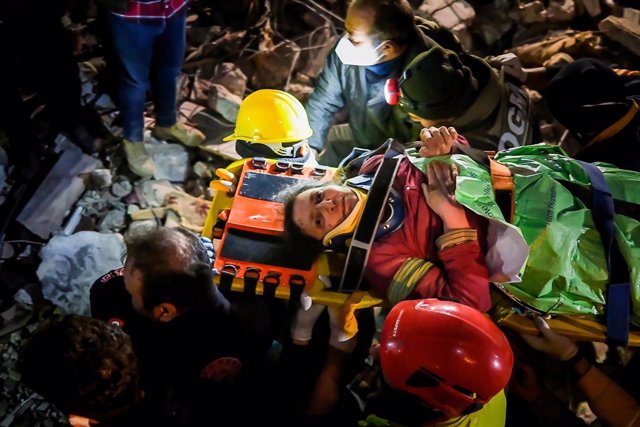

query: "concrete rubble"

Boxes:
[37, 231, 125, 316]
[1, 0, 640, 425]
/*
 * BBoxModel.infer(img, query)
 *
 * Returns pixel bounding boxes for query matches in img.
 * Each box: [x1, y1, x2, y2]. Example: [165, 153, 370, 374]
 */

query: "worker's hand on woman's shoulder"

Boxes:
[418, 126, 458, 158]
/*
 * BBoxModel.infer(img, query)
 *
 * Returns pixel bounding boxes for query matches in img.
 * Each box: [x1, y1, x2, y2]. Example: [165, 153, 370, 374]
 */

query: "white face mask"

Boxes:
[335, 36, 385, 66]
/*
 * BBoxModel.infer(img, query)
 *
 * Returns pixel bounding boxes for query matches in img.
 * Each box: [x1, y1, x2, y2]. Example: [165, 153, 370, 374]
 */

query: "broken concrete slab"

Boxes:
[207, 83, 242, 123]
[129, 190, 210, 232]
[17, 136, 102, 239]
[135, 179, 180, 208]
[511, 30, 606, 66]
[191, 110, 236, 145]
[294, 20, 337, 79]
[418, 0, 475, 31]
[472, 0, 514, 46]
[578, 0, 602, 16]
[98, 208, 127, 233]
[184, 30, 247, 67]
[598, 15, 640, 55]
[37, 231, 125, 315]
[252, 39, 301, 89]
[547, 0, 577, 23]
[199, 140, 242, 161]
[211, 62, 248, 98]
[90, 168, 112, 189]
[623, 7, 640, 24]
[193, 161, 214, 178]
[145, 142, 190, 183]
[511, 1, 548, 24]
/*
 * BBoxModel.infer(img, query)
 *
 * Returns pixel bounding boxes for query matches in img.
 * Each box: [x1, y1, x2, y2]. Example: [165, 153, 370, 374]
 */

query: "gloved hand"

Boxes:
[290, 275, 362, 352]
[291, 303, 326, 345]
[520, 316, 579, 361]
[291, 276, 329, 345]
[199, 236, 215, 266]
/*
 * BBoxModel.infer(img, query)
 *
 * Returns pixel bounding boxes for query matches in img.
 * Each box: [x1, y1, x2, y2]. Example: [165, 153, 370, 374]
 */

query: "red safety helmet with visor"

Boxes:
[379, 299, 513, 419]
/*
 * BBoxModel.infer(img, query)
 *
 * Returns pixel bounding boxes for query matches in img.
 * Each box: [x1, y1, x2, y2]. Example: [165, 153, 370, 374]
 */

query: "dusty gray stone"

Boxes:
[90, 168, 112, 188]
[512, 1, 548, 24]
[37, 231, 125, 315]
[547, 0, 576, 22]
[252, 40, 301, 89]
[111, 178, 133, 198]
[418, 0, 475, 30]
[578, 0, 602, 16]
[623, 7, 640, 24]
[98, 208, 127, 232]
[146, 142, 190, 183]
[207, 84, 242, 123]
[211, 62, 247, 98]
[599, 15, 640, 55]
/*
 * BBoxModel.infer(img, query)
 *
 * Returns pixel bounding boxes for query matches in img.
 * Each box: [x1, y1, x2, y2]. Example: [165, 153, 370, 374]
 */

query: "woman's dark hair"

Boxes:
[281, 181, 327, 259]
[20, 315, 139, 420]
[125, 227, 215, 312]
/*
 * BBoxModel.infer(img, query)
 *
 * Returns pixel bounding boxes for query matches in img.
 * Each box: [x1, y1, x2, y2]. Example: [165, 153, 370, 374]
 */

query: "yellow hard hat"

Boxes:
[223, 89, 313, 144]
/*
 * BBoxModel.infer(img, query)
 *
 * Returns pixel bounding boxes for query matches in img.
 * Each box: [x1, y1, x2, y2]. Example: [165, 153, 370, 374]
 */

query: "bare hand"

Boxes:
[419, 126, 458, 158]
[421, 161, 468, 230]
[520, 316, 578, 361]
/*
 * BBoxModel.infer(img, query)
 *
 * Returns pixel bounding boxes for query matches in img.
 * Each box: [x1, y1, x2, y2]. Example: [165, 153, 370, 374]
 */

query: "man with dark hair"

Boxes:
[111, 226, 224, 322]
[20, 315, 143, 426]
[90, 227, 268, 424]
[306, 0, 461, 166]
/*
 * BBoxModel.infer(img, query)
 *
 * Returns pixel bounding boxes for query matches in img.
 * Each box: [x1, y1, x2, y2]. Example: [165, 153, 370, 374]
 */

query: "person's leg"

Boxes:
[108, 15, 159, 177]
[150, 10, 185, 129]
[109, 15, 158, 142]
[150, 10, 205, 147]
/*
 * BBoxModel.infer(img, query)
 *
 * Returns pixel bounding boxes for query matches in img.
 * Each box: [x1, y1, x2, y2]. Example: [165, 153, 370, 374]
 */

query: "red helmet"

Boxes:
[379, 299, 513, 419]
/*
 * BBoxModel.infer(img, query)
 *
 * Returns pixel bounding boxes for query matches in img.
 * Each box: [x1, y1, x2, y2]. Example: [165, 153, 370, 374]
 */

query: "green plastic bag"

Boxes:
[409, 144, 640, 321]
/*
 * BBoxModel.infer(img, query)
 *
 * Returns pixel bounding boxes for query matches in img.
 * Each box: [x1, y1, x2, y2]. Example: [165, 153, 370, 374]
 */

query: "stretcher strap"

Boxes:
[288, 275, 306, 308]
[489, 159, 515, 223]
[578, 160, 631, 346]
[243, 267, 260, 297]
[219, 264, 237, 295]
[339, 154, 402, 292]
[263, 273, 280, 300]
[584, 99, 639, 148]
[453, 142, 515, 222]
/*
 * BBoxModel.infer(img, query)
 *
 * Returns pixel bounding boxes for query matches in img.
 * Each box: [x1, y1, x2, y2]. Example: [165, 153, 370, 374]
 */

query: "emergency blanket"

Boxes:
[409, 144, 640, 320]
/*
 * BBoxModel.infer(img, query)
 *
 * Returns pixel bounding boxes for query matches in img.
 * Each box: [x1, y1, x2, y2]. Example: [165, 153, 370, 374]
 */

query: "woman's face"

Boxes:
[292, 185, 359, 241]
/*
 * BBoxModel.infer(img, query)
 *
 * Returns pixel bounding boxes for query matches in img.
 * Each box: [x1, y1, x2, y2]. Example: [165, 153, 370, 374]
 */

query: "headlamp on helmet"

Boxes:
[385, 70, 425, 112]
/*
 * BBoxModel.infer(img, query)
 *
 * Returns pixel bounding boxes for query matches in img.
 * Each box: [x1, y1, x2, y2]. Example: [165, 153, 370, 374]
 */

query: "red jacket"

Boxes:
[361, 151, 492, 312]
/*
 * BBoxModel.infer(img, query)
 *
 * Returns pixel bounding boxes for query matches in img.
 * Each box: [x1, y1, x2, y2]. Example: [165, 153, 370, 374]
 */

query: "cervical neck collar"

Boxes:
[322, 188, 367, 249]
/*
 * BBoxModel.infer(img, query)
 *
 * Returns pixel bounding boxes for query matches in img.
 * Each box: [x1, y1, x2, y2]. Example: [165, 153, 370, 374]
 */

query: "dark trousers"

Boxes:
[108, 11, 186, 141]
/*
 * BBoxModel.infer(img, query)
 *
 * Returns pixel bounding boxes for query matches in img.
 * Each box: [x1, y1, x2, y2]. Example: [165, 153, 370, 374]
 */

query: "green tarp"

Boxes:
[409, 144, 640, 321]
